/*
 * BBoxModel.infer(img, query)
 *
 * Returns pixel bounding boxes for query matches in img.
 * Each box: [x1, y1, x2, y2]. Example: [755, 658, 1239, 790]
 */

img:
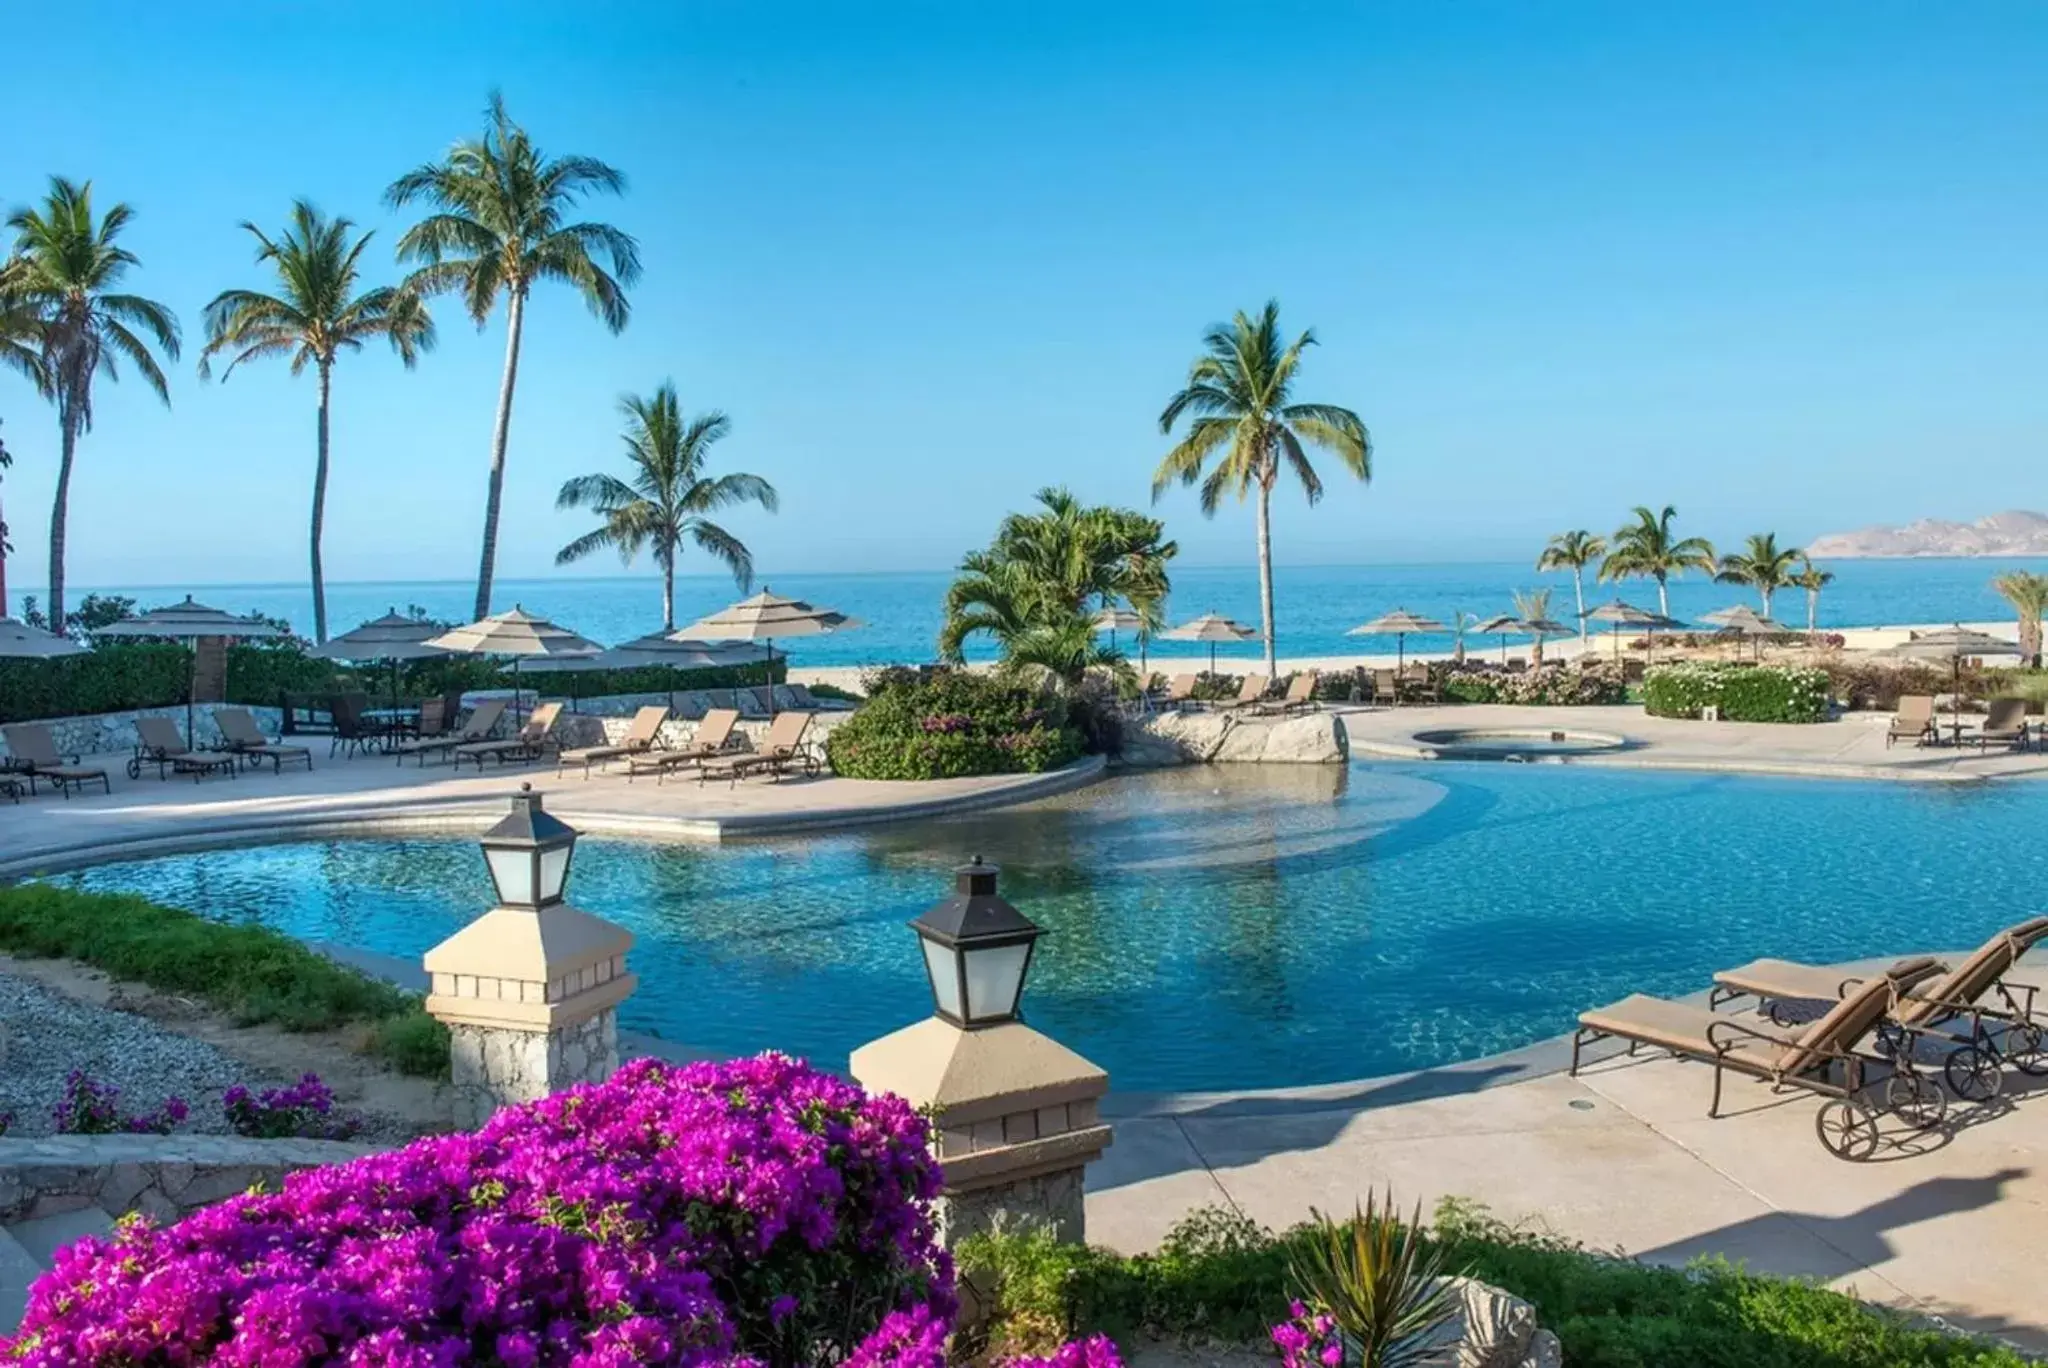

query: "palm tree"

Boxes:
[1993, 570, 2048, 668]
[555, 383, 777, 630]
[939, 559, 1123, 689]
[0, 283, 48, 617]
[1714, 532, 1804, 619]
[1597, 505, 1715, 618]
[199, 202, 435, 643]
[1512, 587, 1555, 666]
[4, 178, 179, 627]
[387, 93, 641, 619]
[1537, 530, 1606, 640]
[1154, 301, 1369, 675]
[1792, 555, 1834, 640]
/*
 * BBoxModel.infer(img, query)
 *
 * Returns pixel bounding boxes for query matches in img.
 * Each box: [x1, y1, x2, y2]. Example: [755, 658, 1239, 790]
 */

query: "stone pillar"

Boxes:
[851, 1018, 1111, 1247]
[422, 903, 637, 1128]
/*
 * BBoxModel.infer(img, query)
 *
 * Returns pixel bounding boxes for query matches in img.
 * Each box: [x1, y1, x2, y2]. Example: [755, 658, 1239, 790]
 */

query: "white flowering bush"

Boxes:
[1643, 663, 1830, 723]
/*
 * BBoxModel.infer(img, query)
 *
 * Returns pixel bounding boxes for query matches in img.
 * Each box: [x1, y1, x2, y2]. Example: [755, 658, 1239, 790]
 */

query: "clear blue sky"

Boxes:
[2, 1, 2043, 591]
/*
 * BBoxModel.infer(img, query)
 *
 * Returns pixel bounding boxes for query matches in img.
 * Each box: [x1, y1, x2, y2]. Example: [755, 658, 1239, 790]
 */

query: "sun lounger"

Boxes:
[390, 697, 508, 766]
[783, 683, 851, 712]
[127, 715, 239, 782]
[557, 705, 670, 778]
[1713, 917, 2048, 1102]
[1572, 958, 1947, 1159]
[736, 687, 775, 720]
[1213, 674, 1271, 713]
[696, 712, 817, 787]
[326, 693, 394, 759]
[1886, 695, 1936, 748]
[1372, 668, 1400, 706]
[211, 708, 313, 773]
[1971, 698, 2032, 751]
[1255, 671, 1319, 716]
[1153, 674, 1199, 712]
[625, 708, 741, 783]
[0, 723, 111, 799]
[454, 702, 564, 771]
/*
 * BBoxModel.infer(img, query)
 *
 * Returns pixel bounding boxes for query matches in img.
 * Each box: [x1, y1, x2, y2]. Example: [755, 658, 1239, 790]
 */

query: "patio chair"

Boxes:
[453, 702, 564, 771]
[1213, 674, 1271, 713]
[1371, 668, 1400, 706]
[785, 682, 852, 712]
[1572, 957, 1947, 1159]
[1255, 671, 1319, 716]
[1401, 664, 1441, 704]
[1886, 695, 1936, 748]
[211, 708, 313, 773]
[1971, 698, 2032, 751]
[327, 694, 391, 760]
[1621, 659, 1647, 685]
[625, 708, 741, 783]
[1155, 674, 1199, 712]
[1505, 656, 1527, 673]
[736, 687, 775, 720]
[557, 705, 670, 778]
[390, 697, 507, 766]
[0, 723, 111, 799]
[696, 711, 818, 787]
[129, 715, 238, 782]
[1712, 917, 2048, 1103]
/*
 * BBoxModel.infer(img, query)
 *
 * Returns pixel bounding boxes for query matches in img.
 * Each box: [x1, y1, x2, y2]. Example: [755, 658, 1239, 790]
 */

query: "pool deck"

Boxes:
[1090, 951, 2048, 1352]
[1340, 702, 2048, 782]
[0, 747, 1106, 878]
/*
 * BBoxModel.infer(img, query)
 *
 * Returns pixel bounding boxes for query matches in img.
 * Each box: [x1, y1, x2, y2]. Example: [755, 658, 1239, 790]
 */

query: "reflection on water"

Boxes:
[52, 763, 2048, 1091]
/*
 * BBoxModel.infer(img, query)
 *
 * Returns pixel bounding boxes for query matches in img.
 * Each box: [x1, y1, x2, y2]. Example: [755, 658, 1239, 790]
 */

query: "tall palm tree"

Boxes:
[1537, 530, 1606, 640]
[1154, 300, 1369, 675]
[199, 202, 435, 643]
[1993, 570, 2048, 668]
[1792, 555, 1834, 640]
[1512, 586, 1555, 666]
[555, 383, 777, 630]
[1597, 505, 1715, 618]
[1714, 532, 1804, 619]
[387, 93, 640, 619]
[0, 282, 48, 617]
[4, 178, 179, 627]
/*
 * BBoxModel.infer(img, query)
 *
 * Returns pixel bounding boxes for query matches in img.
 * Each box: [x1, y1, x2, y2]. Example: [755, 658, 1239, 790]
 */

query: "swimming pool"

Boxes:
[49, 763, 2048, 1093]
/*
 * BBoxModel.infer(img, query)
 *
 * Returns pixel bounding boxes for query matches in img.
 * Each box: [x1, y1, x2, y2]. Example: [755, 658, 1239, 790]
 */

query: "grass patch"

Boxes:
[959, 1202, 2029, 1368]
[0, 883, 450, 1077]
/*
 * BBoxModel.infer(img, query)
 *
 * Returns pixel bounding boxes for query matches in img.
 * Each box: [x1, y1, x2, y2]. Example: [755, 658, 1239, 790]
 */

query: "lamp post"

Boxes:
[852, 859, 1112, 1249]
[424, 785, 637, 1126]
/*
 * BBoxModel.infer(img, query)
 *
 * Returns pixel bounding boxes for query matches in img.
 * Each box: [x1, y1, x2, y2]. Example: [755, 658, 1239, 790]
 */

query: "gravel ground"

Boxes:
[0, 971, 287, 1137]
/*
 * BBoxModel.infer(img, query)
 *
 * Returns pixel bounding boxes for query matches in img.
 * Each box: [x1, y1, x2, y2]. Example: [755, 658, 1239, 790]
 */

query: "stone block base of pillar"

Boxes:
[447, 1009, 619, 1128]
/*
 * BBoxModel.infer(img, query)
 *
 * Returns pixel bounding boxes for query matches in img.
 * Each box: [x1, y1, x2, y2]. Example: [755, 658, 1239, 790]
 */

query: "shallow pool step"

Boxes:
[0, 1225, 43, 1336]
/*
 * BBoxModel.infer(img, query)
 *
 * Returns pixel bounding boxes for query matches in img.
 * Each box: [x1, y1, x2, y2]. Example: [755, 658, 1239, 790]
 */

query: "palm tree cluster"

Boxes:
[1597, 505, 1717, 617]
[1993, 570, 2048, 667]
[940, 487, 1176, 688]
[1541, 510, 1841, 638]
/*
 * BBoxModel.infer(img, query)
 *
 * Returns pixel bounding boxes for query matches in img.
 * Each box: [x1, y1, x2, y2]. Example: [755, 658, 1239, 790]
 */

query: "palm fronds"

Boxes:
[1286, 1193, 1460, 1368]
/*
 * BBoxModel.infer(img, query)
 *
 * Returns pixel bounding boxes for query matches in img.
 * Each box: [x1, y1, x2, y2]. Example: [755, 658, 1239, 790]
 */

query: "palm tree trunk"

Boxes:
[1655, 575, 1669, 618]
[474, 290, 527, 620]
[1573, 566, 1587, 640]
[1807, 588, 1818, 638]
[1760, 586, 1772, 618]
[0, 488, 9, 620]
[1255, 478, 1276, 676]
[661, 552, 675, 632]
[48, 401, 79, 630]
[310, 361, 333, 644]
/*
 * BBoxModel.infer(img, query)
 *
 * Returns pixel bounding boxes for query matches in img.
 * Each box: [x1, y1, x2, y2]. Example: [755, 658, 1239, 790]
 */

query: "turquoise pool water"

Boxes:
[51, 763, 2048, 1092]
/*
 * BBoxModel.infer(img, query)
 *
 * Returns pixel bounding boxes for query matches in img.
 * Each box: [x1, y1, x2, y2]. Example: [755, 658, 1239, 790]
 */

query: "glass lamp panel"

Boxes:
[920, 938, 963, 1020]
[962, 942, 1031, 1023]
[538, 844, 573, 904]
[484, 845, 537, 907]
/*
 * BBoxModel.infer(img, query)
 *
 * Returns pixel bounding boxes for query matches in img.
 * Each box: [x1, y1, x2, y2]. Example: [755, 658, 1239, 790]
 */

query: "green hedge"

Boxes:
[825, 669, 1083, 780]
[1438, 665, 1628, 706]
[0, 884, 448, 1076]
[1643, 663, 1830, 723]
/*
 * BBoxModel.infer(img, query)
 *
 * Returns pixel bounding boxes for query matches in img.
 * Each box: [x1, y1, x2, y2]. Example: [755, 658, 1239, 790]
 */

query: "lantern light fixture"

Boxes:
[478, 784, 577, 910]
[909, 857, 1043, 1029]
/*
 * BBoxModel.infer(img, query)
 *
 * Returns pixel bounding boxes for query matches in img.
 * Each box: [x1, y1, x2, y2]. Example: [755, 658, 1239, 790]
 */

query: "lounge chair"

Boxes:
[736, 687, 775, 720]
[129, 715, 238, 782]
[1154, 674, 1199, 712]
[390, 697, 507, 766]
[1971, 698, 2032, 751]
[697, 711, 819, 787]
[454, 702, 564, 771]
[0, 723, 111, 799]
[211, 708, 313, 773]
[328, 694, 392, 759]
[1886, 695, 1936, 748]
[1372, 668, 1400, 706]
[1401, 664, 1441, 704]
[557, 705, 670, 778]
[1572, 958, 1947, 1159]
[1213, 674, 1271, 713]
[625, 708, 741, 783]
[1255, 671, 1319, 716]
[785, 683, 852, 711]
[1713, 917, 2048, 1103]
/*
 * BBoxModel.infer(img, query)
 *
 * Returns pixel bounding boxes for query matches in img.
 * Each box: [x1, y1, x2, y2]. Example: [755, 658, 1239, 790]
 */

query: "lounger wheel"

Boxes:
[1881, 1071, 1947, 1130]
[1943, 1043, 2004, 1103]
[1814, 1099, 1880, 1161]
[2006, 1021, 2048, 1076]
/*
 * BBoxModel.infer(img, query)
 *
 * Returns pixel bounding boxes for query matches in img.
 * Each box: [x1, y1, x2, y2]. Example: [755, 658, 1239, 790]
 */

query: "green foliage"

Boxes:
[1287, 1195, 1457, 1368]
[824, 668, 1084, 780]
[1643, 663, 1830, 723]
[1438, 664, 1627, 706]
[0, 884, 448, 1077]
[1598, 505, 1715, 612]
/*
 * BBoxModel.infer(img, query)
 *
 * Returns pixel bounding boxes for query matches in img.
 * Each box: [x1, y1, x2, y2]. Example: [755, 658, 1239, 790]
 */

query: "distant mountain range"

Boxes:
[1806, 511, 2048, 559]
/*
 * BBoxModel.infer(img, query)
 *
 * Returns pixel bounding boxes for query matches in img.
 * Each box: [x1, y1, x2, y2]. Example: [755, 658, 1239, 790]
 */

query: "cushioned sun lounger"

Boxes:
[1886, 695, 1936, 748]
[1973, 698, 2032, 751]
[454, 702, 563, 771]
[129, 715, 238, 782]
[1154, 674, 1199, 712]
[391, 697, 507, 765]
[0, 723, 111, 799]
[212, 708, 313, 773]
[557, 705, 670, 778]
[1214, 674, 1271, 713]
[1255, 671, 1319, 716]
[626, 708, 741, 783]
[696, 712, 816, 787]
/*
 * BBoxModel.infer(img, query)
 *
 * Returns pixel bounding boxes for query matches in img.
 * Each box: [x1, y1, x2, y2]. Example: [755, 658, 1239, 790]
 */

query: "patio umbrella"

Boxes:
[310, 611, 453, 719]
[94, 596, 284, 738]
[1473, 614, 1522, 665]
[1160, 611, 1259, 675]
[1579, 599, 1681, 664]
[523, 633, 771, 714]
[0, 617, 88, 660]
[1700, 605, 1784, 663]
[675, 587, 864, 716]
[1346, 609, 1447, 675]
[1887, 625, 2024, 739]
[425, 606, 604, 725]
[1090, 605, 1147, 673]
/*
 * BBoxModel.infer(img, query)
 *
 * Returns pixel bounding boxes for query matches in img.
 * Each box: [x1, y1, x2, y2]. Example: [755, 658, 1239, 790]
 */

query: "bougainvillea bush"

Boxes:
[5, 1054, 961, 1367]
[827, 669, 1084, 780]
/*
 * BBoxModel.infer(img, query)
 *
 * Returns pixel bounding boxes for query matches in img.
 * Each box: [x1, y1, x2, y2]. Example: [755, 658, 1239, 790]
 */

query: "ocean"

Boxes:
[22, 557, 2048, 669]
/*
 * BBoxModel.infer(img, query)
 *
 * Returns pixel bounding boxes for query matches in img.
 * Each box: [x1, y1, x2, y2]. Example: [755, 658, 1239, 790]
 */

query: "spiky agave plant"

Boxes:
[1285, 1193, 1459, 1368]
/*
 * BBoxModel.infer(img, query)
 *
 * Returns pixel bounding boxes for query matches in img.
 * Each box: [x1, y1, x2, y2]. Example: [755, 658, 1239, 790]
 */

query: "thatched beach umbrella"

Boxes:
[1887, 625, 2024, 738]
[311, 611, 453, 717]
[0, 617, 87, 660]
[1471, 614, 1573, 666]
[1700, 604, 1783, 663]
[95, 596, 285, 738]
[676, 588, 864, 716]
[1090, 605, 1147, 674]
[1346, 609, 1447, 675]
[1161, 611, 1259, 675]
[1579, 600, 1681, 664]
[426, 607, 604, 724]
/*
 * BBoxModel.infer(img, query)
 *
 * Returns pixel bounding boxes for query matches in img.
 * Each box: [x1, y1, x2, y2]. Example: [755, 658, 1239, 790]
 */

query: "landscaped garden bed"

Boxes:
[827, 668, 1086, 779]
[1642, 663, 1831, 723]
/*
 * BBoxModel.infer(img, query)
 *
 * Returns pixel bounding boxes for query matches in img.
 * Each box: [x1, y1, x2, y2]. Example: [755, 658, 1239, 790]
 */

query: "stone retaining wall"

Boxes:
[1, 705, 285, 759]
[0, 1134, 382, 1226]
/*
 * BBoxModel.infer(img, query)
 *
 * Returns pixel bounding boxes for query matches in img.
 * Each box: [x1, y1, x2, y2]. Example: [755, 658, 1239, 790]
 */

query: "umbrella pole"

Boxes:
[187, 648, 197, 743]
[768, 641, 778, 718]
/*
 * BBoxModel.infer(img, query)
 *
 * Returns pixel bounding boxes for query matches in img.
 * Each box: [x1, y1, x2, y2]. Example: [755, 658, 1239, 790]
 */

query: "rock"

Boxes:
[1211, 713, 1348, 765]
[1405, 1276, 1539, 1368]
[1118, 711, 1231, 766]
[1519, 1328, 1563, 1368]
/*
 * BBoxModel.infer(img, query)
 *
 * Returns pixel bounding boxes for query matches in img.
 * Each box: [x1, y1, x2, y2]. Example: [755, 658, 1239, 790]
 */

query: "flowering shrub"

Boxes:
[7, 1054, 956, 1366]
[222, 1073, 362, 1141]
[1438, 664, 1625, 707]
[0, 1112, 11, 1138]
[1008, 1334, 1125, 1368]
[1643, 663, 1830, 723]
[829, 669, 1084, 780]
[50, 1071, 188, 1136]
[1271, 1300, 1342, 1368]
